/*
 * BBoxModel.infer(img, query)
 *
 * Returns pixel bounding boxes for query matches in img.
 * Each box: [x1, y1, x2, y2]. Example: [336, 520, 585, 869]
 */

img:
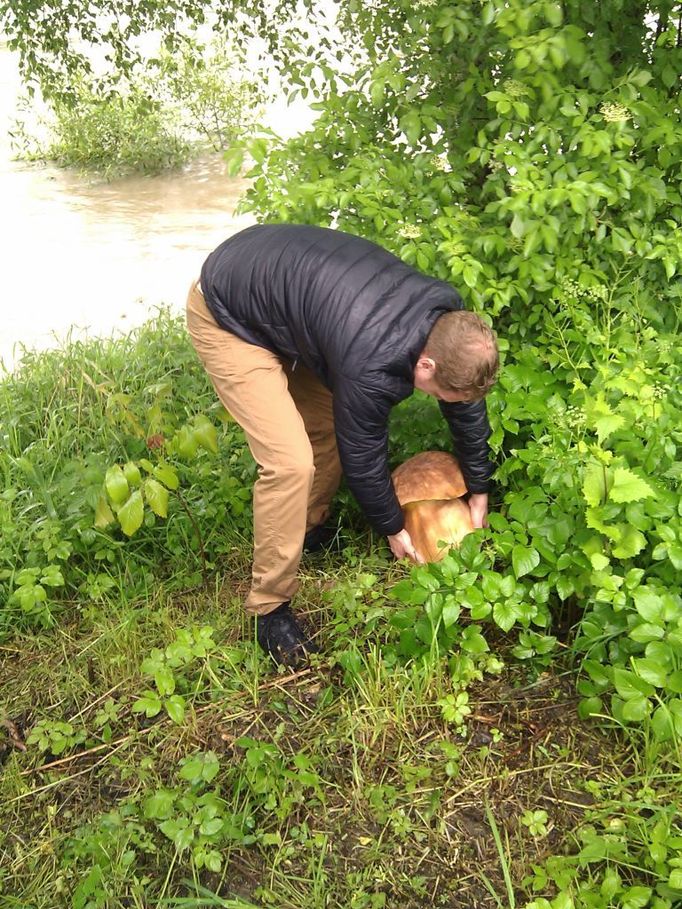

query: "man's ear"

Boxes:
[415, 355, 437, 378]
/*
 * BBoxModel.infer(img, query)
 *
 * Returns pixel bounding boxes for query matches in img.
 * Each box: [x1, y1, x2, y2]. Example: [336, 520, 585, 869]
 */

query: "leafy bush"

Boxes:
[14, 36, 262, 176]
[46, 82, 191, 176]
[151, 37, 263, 152]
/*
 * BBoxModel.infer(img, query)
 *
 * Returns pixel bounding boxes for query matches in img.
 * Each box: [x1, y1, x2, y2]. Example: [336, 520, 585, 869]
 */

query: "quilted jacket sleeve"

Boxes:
[439, 399, 494, 493]
[333, 381, 405, 536]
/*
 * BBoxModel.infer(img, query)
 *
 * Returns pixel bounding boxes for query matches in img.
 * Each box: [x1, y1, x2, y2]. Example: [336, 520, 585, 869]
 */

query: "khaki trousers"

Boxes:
[186, 282, 342, 615]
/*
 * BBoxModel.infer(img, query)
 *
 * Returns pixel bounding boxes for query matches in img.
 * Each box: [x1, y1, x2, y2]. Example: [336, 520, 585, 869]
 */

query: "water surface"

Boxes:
[0, 46, 314, 372]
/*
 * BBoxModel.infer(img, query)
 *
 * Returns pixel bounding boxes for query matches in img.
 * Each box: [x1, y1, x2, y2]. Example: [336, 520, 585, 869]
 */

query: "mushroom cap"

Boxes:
[403, 498, 474, 562]
[392, 451, 468, 506]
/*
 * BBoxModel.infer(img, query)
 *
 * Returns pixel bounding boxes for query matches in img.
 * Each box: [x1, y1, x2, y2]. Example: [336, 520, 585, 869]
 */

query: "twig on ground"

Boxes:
[1, 718, 27, 752]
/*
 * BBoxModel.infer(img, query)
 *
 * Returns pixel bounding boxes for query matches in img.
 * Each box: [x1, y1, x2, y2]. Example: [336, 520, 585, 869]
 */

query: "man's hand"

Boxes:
[468, 492, 489, 529]
[387, 528, 425, 563]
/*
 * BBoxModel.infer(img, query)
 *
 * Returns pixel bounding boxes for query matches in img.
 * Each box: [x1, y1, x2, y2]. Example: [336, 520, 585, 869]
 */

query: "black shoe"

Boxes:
[255, 602, 317, 665]
[303, 523, 338, 554]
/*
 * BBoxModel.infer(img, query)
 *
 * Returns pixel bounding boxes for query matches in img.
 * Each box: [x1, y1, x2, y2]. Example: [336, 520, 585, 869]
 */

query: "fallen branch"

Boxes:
[1, 717, 27, 753]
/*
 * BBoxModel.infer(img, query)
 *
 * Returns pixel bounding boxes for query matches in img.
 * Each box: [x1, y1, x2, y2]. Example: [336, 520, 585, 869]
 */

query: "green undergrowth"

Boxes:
[1, 303, 681, 908]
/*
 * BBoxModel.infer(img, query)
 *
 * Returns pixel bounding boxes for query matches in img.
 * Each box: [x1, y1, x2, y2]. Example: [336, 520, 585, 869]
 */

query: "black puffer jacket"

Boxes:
[200, 223, 493, 536]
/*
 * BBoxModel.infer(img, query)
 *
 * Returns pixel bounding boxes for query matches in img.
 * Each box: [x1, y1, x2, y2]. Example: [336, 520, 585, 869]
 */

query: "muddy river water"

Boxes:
[0, 46, 314, 372]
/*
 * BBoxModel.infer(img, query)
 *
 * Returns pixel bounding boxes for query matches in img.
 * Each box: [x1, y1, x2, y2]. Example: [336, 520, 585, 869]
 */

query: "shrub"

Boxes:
[46, 82, 191, 176]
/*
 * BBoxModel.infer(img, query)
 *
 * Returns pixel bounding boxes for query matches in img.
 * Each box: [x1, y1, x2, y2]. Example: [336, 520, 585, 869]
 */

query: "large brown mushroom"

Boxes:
[392, 451, 474, 562]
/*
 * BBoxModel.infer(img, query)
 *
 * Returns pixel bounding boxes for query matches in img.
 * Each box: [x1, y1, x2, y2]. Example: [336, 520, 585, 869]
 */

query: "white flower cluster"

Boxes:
[398, 224, 423, 239]
[560, 278, 608, 302]
[600, 102, 630, 123]
[563, 405, 586, 429]
[432, 153, 452, 172]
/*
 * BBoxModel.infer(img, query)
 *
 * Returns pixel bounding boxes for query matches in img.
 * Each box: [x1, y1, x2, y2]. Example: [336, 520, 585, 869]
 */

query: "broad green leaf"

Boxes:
[481, 571, 502, 599]
[629, 622, 665, 643]
[613, 668, 655, 700]
[555, 575, 575, 600]
[204, 850, 222, 872]
[200, 817, 223, 836]
[442, 602, 461, 628]
[193, 416, 218, 454]
[611, 526, 647, 559]
[621, 693, 650, 722]
[144, 478, 169, 518]
[668, 670, 682, 694]
[667, 542, 682, 569]
[583, 659, 609, 688]
[589, 552, 609, 570]
[609, 467, 655, 504]
[370, 77, 385, 107]
[132, 689, 162, 717]
[94, 493, 116, 528]
[223, 145, 244, 176]
[632, 587, 664, 623]
[621, 886, 651, 908]
[165, 695, 186, 724]
[180, 751, 220, 784]
[512, 545, 540, 578]
[117, 489, 144, 537]
[41, 566, 64, 587]
[460, 626, 489, 654]
[122, 461, 142, 487]
[143, 789, 175, 819]
[153, 462, 179, 490]
[651, 705, 674, 741]
[594, 413, 624, 445]
[545, 2, 563, 26]
[632, 658, 667, 688]
[154, 665, 175, 697]
[578, 696, 602, 719]
[105, 465, 129, 505]
[583, 462, 606, 507]
[493, 601, 517, 632]
[399, 109, 421, 145]
[510, 213, 526, 239]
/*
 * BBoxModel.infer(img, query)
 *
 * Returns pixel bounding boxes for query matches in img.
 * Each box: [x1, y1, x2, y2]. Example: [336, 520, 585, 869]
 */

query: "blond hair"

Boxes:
[425, 311, 499, 400]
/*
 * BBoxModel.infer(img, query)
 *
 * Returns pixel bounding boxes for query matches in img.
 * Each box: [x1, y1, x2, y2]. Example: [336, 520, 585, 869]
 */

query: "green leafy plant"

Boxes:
[144, 752, 227, 871]
[26, 719, 86, 756]
[132, 626, 217, 724]
[43, 80, 191, 176]
[8, 564, 65, 627]
[521, 809, 550, 838]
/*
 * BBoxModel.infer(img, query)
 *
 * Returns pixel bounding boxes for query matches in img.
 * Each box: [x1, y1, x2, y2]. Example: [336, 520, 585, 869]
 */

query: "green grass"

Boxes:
[1, 316, 680, 909]
[0, 566, 611, 909]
